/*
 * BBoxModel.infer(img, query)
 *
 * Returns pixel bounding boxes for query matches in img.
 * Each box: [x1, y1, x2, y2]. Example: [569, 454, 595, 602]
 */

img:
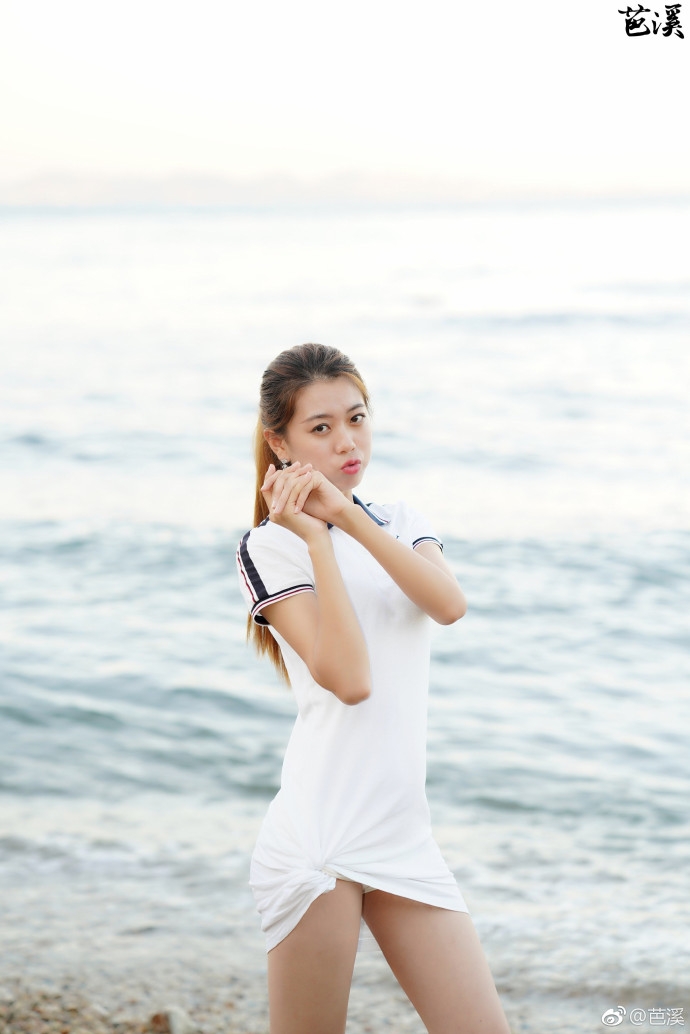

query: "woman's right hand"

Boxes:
[261, 463, 329, 543]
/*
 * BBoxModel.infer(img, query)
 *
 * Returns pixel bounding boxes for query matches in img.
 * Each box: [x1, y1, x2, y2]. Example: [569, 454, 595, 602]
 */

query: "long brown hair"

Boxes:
[248, 343, 370, 682]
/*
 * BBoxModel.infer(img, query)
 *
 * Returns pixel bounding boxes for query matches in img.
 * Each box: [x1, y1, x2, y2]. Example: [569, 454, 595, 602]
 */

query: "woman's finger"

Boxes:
[262, 460, 303, 494]
[262, 461, 294, 490]
[271, 466, 311, 514]
[284, 471, 312, 514]
[262, 467, 281, 492]
[261, 464, 276, 489]
[293, 472, 315, 513]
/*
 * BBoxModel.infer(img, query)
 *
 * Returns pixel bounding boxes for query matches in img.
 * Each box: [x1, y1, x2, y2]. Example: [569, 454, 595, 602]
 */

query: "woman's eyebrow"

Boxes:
[301, 403, 365, 423]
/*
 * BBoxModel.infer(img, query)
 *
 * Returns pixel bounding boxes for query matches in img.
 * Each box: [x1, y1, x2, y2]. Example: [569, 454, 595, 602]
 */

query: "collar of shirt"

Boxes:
[327, 495, 390, 530]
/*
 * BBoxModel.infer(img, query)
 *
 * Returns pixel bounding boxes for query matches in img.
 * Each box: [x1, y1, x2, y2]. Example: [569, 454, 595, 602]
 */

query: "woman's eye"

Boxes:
[311, 424, 328, 433]
[351, 413, 366, 424]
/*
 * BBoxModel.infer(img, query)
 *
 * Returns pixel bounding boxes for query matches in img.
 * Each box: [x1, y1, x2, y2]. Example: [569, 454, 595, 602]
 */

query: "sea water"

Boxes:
[1, 201, 688, 1030]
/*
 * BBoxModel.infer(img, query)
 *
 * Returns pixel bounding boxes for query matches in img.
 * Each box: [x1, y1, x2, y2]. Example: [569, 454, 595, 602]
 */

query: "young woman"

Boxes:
[236, 343, 510, 1034]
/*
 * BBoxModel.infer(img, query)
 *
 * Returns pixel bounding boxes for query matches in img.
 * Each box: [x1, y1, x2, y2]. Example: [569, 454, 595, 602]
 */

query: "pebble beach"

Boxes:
[0, 968, 615, 1034]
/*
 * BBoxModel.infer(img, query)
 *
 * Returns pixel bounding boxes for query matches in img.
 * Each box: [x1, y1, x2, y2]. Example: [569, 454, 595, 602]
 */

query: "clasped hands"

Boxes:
[261, 462, 349, 539]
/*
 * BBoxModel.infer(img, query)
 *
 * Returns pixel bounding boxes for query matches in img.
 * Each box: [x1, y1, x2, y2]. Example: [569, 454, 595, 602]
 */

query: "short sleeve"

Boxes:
[236, 522, 316, 626]
[406, 505, 444, 553]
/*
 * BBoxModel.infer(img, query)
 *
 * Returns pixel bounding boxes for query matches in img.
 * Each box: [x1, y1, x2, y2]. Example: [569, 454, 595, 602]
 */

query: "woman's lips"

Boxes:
[341, 459, 361, 475]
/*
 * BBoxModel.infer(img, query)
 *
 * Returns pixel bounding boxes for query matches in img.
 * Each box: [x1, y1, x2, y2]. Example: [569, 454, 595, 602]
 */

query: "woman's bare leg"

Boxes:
[362, 891, 510, 1034]
[267, 878, 363, 1034]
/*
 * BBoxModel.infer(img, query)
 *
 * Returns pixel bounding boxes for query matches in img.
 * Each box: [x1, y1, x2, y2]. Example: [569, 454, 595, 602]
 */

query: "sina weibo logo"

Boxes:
[601, 1007, 626, 1026]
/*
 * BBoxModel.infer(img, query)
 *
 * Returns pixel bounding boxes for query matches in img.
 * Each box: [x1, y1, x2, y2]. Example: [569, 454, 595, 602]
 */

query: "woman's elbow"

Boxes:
[436, 595, 467, 625]
[340, 684, 371, 705]
[317, 682, 370, 705]
[312, 664, 371, 705]
[334, 673, 371, 705]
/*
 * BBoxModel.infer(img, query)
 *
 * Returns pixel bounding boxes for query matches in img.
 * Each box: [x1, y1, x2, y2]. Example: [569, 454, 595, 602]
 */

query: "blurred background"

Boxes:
[1, 2, 688, 1031]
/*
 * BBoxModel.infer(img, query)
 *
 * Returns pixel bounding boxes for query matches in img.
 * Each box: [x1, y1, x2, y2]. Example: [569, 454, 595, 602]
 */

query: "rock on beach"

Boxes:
[0, 986, 204, 1034]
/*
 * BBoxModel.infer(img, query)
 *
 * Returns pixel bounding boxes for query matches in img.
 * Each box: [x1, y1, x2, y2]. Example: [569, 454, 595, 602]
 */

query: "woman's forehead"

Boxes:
[293, 377, 366, 418]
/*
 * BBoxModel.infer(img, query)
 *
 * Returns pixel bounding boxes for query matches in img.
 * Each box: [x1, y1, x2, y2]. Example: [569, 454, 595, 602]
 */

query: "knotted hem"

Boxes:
[250, 861, 337, 954]
[250, 858, 469, 955]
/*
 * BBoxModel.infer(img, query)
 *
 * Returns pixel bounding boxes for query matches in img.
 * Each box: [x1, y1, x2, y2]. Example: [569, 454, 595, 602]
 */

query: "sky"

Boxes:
[1, 0, 689, 198]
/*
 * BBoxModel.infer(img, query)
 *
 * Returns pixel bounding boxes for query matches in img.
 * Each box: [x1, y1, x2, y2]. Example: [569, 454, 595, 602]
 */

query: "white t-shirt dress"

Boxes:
[236, 496, 469, 953]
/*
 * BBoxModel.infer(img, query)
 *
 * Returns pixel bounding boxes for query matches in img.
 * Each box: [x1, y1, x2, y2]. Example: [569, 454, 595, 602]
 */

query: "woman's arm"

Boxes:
[260, 465, 371, 705]
[333, 502, 467, 625]
[265, 460, 465, 629]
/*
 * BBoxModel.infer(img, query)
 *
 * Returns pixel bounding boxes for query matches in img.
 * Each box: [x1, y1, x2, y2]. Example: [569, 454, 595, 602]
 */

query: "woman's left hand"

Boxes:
[299, 469, 351, 525]
[264, 463, 350, 526]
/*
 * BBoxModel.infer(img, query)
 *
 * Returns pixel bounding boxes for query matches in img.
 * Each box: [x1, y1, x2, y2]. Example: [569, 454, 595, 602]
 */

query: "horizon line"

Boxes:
[1, 171, 688, 209]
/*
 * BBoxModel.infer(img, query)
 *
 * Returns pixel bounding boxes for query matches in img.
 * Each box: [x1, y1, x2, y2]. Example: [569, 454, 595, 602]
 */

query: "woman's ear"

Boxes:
[263, 428, 288, 464]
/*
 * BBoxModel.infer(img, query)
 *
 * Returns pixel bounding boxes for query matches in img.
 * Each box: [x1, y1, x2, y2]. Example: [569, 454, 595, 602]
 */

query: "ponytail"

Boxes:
[253, 417, 274, 529]
[246, 417, 289, 683]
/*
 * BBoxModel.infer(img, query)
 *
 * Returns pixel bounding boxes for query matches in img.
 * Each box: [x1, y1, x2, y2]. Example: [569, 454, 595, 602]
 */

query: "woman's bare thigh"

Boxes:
[362, 891, 510, 1034]
[267, 878, 364, 1034]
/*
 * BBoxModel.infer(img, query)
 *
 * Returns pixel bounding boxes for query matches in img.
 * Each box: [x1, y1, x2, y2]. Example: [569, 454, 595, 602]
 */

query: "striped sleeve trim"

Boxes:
[250, 584, 316, 626]
[412, 535, 444, 552]
[237, 531, 268, 603]
[236, 530, 315, 626]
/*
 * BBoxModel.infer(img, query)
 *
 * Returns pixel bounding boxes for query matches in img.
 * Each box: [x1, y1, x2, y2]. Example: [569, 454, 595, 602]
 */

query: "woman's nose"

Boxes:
[336, 430, 356, 452]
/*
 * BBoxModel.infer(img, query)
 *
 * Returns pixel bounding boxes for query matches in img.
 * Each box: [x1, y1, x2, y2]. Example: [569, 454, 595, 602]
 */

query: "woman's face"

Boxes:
[268, 376, 372, 497]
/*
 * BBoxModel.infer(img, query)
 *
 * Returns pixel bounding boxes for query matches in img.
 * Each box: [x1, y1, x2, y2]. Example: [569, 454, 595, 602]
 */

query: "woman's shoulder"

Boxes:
[238, 516, 303, 548]
[355, 496, 442, 549]
[236, 518, 311, 567]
